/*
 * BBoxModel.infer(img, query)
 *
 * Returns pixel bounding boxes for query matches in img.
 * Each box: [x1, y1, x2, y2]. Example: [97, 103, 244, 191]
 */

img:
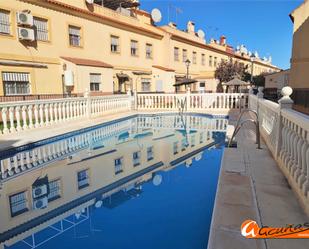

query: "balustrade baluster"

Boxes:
[49, 103, 54, 125]
[34, 104, 40, 128]
[54, 103, 59, 123]
[9, 107, 16, 133]
[22, 106, 28, 130]
[1, 107, 9, 134]
[39, 104, 45, 127]
[44, 104, 50, 126]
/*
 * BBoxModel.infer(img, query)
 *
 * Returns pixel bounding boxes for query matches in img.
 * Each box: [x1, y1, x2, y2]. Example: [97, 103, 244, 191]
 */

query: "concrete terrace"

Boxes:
[208, 110, 308, 249]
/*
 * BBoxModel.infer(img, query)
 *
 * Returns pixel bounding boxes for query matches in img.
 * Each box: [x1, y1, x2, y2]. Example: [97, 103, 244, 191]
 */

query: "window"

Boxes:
[146, 43, 153, 59]
[133, 151, 141, 166]
[131, 40, 138, 56]
[48, 179, 61, 202]
[141, 78, 151, 92]
[111, 36, 120, 53]
[214, 57, 218, 67]
[115, 157, 123, 174]
[2, 72, 30, 95]
[90, 73, 101, 91]
[201, 54, 205, 65]
[173, 142, 178, 155]
[181, 138, 187, 151]
[69, 25, 81, 47]
[0, 9, 10, 35]
[209, 56, 213, 67]
[147, 146, 154, 161]
[77, 169, 89, 189]
[191, 135, 195, 147]
[174, 47, 179, 61]
[199, 132, 204, 144]
[182, 49, 187, 62]
[34, 17, 49, 41]
[9, 191, 28, 217]
[200, 82, 205, 88]
[192, 52, 197, 64]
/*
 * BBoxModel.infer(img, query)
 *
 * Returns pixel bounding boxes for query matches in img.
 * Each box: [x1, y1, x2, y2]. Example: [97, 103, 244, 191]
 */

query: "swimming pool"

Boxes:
[0, 113, 227, 249]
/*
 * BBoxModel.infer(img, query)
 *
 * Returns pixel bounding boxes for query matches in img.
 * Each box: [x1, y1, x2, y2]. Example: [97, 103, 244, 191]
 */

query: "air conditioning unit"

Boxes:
[32, 185, 48, 198]
[64, 70, 74, 86]
[33, 197, 48, 210]
[116, 7, 131, 17]
[18, 27, 35, 41]
[17, 12, 34, 26]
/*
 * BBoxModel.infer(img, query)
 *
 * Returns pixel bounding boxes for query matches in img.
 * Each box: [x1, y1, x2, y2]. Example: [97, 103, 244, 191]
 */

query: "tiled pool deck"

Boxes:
[208, 110, 308, 249]
[0, 110, 308, 249]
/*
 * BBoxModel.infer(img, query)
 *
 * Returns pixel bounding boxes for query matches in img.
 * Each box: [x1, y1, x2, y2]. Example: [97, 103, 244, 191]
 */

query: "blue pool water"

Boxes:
[0, 114, 227, 249]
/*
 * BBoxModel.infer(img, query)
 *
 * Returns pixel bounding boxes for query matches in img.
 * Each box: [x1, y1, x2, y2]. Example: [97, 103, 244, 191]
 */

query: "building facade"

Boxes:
[265, 69, 290, 91]
[0, 0, 279, 97]
[289, 0, 309, 114]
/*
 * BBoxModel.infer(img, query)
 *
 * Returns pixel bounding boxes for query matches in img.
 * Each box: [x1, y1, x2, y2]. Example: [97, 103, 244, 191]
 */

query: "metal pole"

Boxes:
[251, 60, 254, 83]
[186, 65, 189, 79]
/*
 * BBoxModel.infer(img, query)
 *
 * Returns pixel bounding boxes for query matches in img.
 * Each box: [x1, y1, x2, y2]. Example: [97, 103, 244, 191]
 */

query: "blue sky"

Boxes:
[140, 0, 302, 69]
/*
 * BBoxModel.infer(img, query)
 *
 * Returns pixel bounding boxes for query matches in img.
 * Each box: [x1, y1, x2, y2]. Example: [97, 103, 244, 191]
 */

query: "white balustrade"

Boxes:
[249, 86, 309, 207]
[137, 93, 248, 111]
[0, 95, 132, 135]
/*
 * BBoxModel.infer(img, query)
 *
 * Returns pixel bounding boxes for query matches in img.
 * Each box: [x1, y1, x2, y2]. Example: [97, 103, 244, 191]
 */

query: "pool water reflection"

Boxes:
[0, 114, 227, 249]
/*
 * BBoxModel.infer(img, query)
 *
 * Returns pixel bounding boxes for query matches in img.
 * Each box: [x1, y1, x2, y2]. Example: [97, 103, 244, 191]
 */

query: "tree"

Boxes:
[242, 72, 266, 87]
[215, 59, 247, 92]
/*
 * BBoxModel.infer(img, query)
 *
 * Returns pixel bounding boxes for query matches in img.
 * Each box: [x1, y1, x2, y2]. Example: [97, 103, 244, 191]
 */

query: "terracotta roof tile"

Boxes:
[61, 57, 113, 68]
[152, 65, 175, 72]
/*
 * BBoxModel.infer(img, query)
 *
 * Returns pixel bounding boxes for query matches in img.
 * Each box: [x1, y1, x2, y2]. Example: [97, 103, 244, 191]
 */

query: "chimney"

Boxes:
[220, 35, 226, 46]
[168, 22, 177, 29]
[187, 21, 195, 34]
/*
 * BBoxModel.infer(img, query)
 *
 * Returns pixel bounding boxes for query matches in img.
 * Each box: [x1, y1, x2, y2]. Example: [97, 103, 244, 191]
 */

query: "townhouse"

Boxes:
[0, 0, 279, 97]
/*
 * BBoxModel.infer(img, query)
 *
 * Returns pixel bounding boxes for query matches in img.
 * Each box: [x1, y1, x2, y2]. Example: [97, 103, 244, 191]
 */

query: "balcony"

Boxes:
[93, 0, 139, 20]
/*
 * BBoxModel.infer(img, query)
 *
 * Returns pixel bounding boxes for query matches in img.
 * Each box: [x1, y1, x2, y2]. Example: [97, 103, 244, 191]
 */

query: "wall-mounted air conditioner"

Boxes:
[33, 197, 48, 210]
[17, 12, 34, 26]
[18, 27, 35, 41]
[64, 70, 74, 86]
[32, 185, 48, 199]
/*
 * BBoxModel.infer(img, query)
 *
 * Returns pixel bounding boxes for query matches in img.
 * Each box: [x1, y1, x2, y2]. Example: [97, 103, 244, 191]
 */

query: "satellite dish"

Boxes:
[85, 0, 94, 4]
[197, 29, 205, 39]
[95, 200, 103, 208]
[153, 174, 163, 186]
[151, 8, 162, 23]
[195, 152, 203, 161]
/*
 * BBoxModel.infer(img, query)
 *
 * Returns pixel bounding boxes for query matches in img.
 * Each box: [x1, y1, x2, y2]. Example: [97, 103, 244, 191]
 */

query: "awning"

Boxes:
[117, 73, 130, 79]
[222, 77, 250, 86]
[0, 60, 48, 68]
[132, 71, 152, 75]
[61, 56, 113, 68]
[173, 78, 198, 87]
[152, 65, 175, 72]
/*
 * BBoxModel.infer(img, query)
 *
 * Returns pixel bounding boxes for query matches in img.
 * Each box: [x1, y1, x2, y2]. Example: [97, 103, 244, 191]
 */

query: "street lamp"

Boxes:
[250, 54, 256, 84]
[185, 59, 191, 79]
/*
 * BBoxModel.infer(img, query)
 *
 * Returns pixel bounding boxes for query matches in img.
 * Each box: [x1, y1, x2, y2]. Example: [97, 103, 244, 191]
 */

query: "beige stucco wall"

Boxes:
[265, 69, 290, 90]
[61, 60, 114, 94]
[290, 0, 309, 89]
